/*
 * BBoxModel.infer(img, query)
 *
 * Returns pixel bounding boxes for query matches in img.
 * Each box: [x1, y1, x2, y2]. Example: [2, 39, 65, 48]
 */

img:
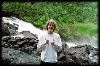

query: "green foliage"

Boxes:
[2, 2, 98, 40]
[72, 23, 98, 36]
[2, 23, 10, 36]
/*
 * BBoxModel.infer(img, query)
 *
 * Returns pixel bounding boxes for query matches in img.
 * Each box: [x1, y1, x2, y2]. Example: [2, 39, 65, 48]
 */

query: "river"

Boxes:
[2, 17, 98, 48]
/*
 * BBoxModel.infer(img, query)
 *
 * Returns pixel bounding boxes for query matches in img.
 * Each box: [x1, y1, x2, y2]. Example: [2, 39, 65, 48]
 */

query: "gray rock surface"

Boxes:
[2, 47, 41, 64]
[58, 42, 98, 65]
[2, 31, 38, 55]
[1, 17, 98, 65]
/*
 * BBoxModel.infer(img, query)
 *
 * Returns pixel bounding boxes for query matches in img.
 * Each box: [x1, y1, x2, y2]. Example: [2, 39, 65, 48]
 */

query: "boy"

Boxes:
[37, 19, 62, 65]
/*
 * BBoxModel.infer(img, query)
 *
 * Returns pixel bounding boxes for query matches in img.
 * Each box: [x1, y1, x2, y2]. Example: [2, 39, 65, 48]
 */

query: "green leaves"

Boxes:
[2, 2, 97, 24]
[73, 23, 97, 36]
[2, 2, 98, 39]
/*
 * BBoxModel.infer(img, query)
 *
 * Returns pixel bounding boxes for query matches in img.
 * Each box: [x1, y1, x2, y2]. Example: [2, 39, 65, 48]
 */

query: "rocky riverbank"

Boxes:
[1, 41, 98, 65]
[1, 17, 98, 65]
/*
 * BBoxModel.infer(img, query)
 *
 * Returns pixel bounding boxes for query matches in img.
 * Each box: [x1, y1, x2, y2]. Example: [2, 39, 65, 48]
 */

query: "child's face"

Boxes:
[47, 22, 55, 32]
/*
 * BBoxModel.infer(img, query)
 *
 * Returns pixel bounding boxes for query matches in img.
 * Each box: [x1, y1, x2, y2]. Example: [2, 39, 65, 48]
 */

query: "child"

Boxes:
[37, 19, 62, 65]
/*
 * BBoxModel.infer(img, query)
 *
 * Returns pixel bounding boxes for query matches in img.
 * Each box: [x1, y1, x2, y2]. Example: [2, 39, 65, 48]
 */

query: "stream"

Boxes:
[2, 17, 98, 48]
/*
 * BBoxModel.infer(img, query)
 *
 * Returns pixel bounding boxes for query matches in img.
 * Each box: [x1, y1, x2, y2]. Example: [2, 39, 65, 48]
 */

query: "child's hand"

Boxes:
[51, 41, 55, 46]
[45, 38, 49, 44]
[51, 39, 55, 46]
[46, 40, 49, 44]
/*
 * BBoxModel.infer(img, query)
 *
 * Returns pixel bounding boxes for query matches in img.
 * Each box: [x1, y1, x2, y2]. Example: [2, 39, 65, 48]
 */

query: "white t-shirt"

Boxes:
[37, 31, 62, 63]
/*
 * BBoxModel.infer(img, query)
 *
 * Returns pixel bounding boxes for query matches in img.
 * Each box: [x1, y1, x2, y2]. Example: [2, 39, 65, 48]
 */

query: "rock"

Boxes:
[2, 17, 98, 65]
[9, 37, 16, 42]
[14, 45, 19, 49]
[2, 23, 19, 36]
[2, 47, 40, 64]
[2, 23, 10, 36]
[66, 42, 77, 48]
[2, 36, 11, 42]
[2, 33, 98, 65]
[4, 44, 9, 48]
[17, 41, 25, 45]
[89, 50, 98, 64]
[8, 23, 18, 29]
[58, 43, 98, 65]
[2, 31, 39, 54]
[15, 37, 21, 41]
[9, 29, 17, 36]
[20, 31, 38, 39]
[8, 23, 18, 33]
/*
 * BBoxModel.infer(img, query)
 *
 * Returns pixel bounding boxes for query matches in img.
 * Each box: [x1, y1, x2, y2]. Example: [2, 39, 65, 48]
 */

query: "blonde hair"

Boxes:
[45, 19, 57, 31]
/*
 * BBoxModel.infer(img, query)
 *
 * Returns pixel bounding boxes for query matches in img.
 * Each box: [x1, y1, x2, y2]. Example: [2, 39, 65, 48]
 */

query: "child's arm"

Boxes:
[52, 34, 62, 51]
[37, 36, 48, 52]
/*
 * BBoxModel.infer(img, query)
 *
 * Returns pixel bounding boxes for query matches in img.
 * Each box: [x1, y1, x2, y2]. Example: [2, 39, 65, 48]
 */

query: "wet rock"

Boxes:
[2, 32, 98, 65]
[2, 47, 40, 64]
[2, 17, 98, 65]
[2, 23, 10, 36]
[2, 31, 39, 55]
[8, 23, 18, 30]
[58, 43, 98, 65]
[17, 41, 25, 45]
[20, 31, 38, 39]
[9, 29, 17, 36]
[8, 23, 19, 36]
[2, 36, 11, 42]
[2, 22, 19, 36]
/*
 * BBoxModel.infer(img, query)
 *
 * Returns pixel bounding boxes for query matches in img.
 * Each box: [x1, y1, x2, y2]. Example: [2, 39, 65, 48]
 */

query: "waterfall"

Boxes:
[2, 17, 98, 48]
[2, 17, 46, 39]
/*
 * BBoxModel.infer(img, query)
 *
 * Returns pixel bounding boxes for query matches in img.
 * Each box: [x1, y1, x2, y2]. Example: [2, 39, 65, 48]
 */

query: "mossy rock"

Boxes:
[2, 23, 10, 36]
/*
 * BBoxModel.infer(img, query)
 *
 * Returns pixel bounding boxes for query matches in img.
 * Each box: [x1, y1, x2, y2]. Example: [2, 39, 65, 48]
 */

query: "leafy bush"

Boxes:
[2, 2, 98, 40]
[73, 23, 97, 36]
[2, 23, 10, 36]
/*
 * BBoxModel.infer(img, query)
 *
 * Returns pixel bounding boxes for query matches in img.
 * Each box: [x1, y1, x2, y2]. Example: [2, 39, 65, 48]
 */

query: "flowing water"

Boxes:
[2, 17, 46, 39]
[2, 17, 98, 48]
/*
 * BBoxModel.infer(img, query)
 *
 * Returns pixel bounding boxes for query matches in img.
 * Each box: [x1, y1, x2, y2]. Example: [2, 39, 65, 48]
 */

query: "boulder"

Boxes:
[2, 23, 10, 36]
[2, 21, 19, 36]
[2, 47, 41, 64]
[58, 42, 98, 65]
[2, 31, 39, 54]
[2, 17, 98, 65]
